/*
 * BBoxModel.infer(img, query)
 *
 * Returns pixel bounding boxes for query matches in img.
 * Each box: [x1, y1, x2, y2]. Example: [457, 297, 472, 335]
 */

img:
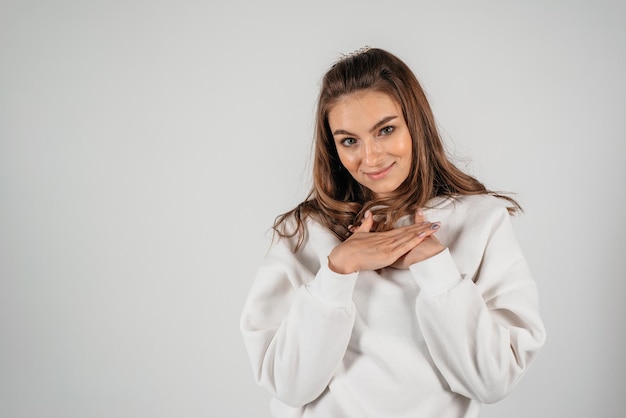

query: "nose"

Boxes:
[362, 139, 383, 166]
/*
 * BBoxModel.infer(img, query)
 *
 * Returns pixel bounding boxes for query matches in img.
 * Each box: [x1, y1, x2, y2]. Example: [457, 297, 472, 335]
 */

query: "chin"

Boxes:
[371, 186, 399, 198]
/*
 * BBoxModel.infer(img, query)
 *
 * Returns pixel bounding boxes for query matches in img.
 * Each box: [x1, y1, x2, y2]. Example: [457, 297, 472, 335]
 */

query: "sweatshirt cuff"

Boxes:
[409, 248, 462, 297]
[306, 263, 357, 309]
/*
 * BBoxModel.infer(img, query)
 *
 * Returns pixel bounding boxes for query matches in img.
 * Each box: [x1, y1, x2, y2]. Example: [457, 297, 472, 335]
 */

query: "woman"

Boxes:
[240, 47, 546, 418]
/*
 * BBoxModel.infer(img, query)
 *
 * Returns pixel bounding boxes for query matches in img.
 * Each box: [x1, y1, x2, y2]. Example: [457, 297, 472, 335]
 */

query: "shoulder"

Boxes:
[427, 194, 515, 229]
[270, 212, 340, 262]
[454, 194, 513, 215]
[430, 193, 512, 212]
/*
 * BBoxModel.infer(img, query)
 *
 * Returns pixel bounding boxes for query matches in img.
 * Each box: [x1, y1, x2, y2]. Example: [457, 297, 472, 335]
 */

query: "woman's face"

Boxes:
[328, 90, 413, 198]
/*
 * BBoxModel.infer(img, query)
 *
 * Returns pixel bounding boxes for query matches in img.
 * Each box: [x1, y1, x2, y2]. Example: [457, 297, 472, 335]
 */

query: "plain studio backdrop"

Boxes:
[1, 1, 624, 417]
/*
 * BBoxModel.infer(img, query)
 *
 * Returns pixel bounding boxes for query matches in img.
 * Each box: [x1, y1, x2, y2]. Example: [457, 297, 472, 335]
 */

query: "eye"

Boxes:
[379, 126, 394, 136]
[340, 137, 358, 147]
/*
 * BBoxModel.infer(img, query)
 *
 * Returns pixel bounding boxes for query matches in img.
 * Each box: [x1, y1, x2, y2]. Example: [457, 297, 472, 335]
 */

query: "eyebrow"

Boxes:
[333, 115, 398, 137]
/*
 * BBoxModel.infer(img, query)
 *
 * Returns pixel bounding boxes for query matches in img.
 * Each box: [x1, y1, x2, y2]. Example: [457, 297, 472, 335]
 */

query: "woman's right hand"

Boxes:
[327, 211, 440, 274]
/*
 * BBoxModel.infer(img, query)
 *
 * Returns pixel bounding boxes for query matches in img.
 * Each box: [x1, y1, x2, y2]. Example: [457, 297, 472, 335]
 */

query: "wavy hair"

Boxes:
[274, 48, 520, 249]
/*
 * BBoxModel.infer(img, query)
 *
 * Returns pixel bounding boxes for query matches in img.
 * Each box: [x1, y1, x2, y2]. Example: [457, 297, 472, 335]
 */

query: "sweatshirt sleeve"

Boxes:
[240, 232, 357, 408]
[409, 206, 546, 404]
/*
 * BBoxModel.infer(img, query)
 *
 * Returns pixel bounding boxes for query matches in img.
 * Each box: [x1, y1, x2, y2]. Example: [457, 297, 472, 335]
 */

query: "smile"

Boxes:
[364, 163, 395, 180]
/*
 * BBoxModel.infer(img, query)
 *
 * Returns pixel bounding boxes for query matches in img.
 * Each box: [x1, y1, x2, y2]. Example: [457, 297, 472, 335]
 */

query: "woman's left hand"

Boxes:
[391, 210, 446, 269]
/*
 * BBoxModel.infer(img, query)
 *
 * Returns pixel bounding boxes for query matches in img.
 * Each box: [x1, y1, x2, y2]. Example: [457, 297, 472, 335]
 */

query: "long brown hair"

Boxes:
[274, 47, 520, 249]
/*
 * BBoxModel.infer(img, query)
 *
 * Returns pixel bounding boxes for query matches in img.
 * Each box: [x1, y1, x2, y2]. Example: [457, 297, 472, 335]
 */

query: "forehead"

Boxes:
[328, 90, 402, 128]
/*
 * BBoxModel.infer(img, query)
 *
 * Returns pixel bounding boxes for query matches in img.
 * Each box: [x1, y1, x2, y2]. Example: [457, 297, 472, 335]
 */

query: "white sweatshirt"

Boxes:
[240, 194, 546, 418]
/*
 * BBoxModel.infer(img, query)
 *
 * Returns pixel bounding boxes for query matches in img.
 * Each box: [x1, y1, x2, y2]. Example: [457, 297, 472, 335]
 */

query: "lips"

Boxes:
[364, 163, 394, 180]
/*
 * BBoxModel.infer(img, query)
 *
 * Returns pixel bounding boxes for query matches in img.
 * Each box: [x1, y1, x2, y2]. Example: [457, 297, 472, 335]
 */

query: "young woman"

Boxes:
[240, 47, 546, 418]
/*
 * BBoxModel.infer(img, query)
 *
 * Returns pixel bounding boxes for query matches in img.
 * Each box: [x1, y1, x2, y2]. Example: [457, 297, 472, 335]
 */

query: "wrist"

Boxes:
[327, 255, 354, 275]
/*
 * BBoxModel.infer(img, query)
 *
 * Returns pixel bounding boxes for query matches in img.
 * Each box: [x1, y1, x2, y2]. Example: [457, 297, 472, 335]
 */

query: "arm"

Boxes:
[241, 215, 441, 407]
[410, 206, 546, 403]
[240, 232, 357, 407]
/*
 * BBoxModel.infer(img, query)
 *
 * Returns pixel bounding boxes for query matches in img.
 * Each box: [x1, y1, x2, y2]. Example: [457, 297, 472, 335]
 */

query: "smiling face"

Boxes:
[328, 90, 413, 199]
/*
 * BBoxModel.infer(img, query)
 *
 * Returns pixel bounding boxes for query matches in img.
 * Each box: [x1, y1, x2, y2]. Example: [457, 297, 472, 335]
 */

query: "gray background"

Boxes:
[1, 0, 624, 417]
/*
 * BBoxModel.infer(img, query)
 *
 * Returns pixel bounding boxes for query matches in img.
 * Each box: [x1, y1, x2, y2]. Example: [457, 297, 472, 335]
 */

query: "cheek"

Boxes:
[337, 150, 359, 172]
[394, 135, 413, 159]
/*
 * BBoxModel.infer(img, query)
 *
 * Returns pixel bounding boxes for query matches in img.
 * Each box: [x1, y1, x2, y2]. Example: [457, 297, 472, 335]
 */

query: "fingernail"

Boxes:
[417, 208, 424, 216]
[418, 231, 425, 238]
[364, 210, 371, 218]
[431, 223, 440, 230]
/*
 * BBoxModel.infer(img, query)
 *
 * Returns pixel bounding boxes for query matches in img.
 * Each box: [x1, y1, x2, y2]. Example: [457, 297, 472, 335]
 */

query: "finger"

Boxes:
[410, 221, 440, 240]
[414, 208, 426, 225]
[354, 210, 374, 233]
[384, 219, 435, 242]
[417, 226, 438, 239]
[388, 222, 438, 252]
[421, 221, 440, 235]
